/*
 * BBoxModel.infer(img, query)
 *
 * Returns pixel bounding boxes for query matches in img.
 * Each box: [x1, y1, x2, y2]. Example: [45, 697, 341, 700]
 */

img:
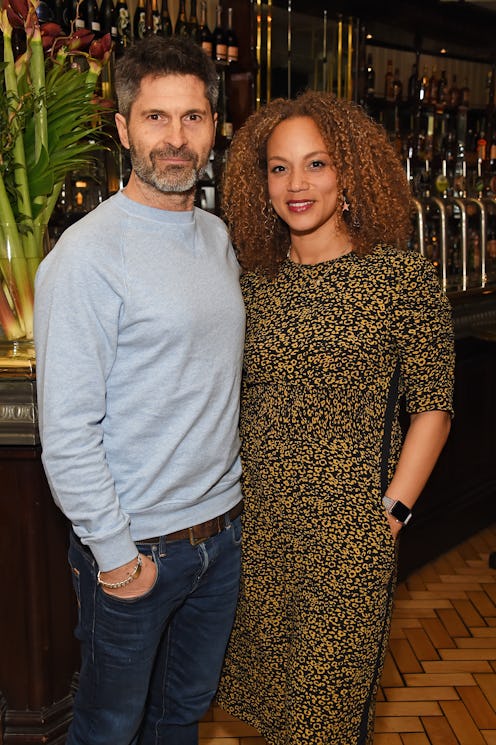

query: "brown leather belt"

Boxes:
[138, 500, 244, 546]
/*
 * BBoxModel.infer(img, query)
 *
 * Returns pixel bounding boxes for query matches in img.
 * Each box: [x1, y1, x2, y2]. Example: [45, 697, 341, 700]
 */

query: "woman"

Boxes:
[216, 91, 455, 745]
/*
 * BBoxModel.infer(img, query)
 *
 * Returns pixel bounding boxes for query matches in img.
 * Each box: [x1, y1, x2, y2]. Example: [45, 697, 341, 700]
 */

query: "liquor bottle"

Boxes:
[437, 70, 448, 106]
[384, 59, 394, 101]
[175, 0, 189, 38]
[160, 0, 173, 36]
[188, 0, 199, 43]
[226, 7, 238, 64]
[213, 5, 227, 62]
[477, 129, 487, 162]
[392, 67, 402, 103]
[407, 63, 418, 103]
[99, 0, 116, 37]
[486, 69, 495, 107]
[418, 66, 429, 104]
[133, 0, 146, 40]
[459, 78, 470, 108]
[114, 0, 132, 54]
[365, 54, 375, 99]
[428, 67, 438, 105]
[448, 74, 460, 108]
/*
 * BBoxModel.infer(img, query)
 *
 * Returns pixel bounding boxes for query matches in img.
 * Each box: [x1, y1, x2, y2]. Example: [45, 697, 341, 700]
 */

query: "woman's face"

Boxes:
[267, 116, 338, 241]
[266, 116, 341, 239]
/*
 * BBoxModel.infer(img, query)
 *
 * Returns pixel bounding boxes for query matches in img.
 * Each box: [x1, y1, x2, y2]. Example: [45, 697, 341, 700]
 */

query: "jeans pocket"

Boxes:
[230, 514, 242, 546]
[99, 548, 160, 606]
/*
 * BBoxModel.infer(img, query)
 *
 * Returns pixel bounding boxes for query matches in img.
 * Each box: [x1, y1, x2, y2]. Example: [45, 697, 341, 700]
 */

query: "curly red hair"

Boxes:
[221, 90, 414, 273]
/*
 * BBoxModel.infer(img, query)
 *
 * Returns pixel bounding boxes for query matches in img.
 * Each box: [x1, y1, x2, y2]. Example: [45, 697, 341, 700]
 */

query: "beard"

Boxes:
[129, 143, 207, 194]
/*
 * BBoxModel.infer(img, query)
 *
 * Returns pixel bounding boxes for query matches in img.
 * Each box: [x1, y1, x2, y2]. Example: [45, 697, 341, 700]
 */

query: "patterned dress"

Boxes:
[216, 246, 455, 745]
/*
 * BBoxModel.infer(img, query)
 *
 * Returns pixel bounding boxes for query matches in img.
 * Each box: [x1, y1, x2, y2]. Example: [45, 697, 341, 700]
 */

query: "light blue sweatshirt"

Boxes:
[35, 191, 245, 571]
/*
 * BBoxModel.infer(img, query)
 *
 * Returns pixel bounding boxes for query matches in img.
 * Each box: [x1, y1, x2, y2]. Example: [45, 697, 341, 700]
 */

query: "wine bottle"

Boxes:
[81, 0, 101, 35]
[99, 0, 116, 37]
[392, 67, 402, 103]
[160, 0, 173, 36]
[428, 66, 438, 105]
[175, 0, 189, 38]
[213, 5, 227, 62]
[384, 59, 394, 101]
[62, 0, 78, 33]
[460, 78, 470, 108]
[448, 74, 460, 108]
[407, 63, 418, 103]
[46, 0, 64, 27]
[144, 0, 154, 36]
[133, 0, 146, 41]
[114, 0, 132, 55]
[419, 65, 429, 104]
[188, 0, 199, 43]
[226, 7, 238, 63]
[365, 53, 375, 99]
[151, 0, 162, 34]
[198, 0, 213, 56]
[437, 70, 448, 106]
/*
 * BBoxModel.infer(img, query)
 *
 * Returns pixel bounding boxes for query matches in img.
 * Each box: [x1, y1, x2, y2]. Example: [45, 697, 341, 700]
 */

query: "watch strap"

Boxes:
[382, 495, 413, 525]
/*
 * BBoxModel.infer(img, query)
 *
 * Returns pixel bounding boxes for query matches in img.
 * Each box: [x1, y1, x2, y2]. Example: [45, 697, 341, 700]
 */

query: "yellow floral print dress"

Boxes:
[216, 246, 455, 745]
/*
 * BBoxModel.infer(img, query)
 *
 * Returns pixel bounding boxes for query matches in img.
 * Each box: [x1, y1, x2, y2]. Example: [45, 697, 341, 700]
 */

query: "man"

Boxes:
[34, 36, 244, 745]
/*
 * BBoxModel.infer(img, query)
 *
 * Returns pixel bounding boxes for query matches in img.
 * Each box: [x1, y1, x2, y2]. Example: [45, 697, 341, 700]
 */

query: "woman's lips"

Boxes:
[287, 200, 314, 213]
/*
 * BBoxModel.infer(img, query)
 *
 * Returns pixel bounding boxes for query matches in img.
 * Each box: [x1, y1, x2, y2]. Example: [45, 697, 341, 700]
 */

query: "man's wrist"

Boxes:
[97, 555, 143, 589]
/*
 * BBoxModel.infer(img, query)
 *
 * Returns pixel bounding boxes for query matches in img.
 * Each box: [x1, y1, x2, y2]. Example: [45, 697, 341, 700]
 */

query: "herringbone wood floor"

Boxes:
[199, 522, 496, 745]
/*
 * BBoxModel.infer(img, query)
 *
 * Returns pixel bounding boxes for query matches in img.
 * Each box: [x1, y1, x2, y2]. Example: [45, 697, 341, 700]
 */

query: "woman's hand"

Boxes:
[385, 512, 404, 540]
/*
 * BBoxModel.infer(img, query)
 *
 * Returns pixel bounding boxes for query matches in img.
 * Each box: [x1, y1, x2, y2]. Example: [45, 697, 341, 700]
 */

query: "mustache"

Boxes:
[150, 146, 198, 162]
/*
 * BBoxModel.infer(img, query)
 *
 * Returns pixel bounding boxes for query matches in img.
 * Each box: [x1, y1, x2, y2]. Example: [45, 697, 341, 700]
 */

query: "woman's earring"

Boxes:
[342, 191, 360, 230]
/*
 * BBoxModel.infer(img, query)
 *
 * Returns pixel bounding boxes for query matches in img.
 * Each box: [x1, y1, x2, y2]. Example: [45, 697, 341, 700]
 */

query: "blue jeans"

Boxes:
[66, 511, 241, 745]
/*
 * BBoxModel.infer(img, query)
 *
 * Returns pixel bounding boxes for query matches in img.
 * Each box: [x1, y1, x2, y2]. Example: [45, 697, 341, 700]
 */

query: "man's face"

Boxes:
[116, 74, 216, 197]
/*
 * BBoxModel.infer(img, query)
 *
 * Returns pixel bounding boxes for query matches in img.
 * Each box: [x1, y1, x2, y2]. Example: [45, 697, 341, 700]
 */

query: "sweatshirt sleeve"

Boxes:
[34, 230, 137, 571]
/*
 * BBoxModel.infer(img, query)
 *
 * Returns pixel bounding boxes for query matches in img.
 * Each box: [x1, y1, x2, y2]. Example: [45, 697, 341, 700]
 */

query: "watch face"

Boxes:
[391, 501, 412, 525]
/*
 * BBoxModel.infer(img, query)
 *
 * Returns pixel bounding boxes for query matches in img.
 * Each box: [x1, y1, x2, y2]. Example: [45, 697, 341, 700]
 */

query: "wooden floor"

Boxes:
[199, 522, 496, 745]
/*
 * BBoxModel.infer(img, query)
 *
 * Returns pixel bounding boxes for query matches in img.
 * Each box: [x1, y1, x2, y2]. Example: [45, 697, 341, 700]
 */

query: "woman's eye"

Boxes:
[271, 165, 286, 173]
[309, 160, 326, 168]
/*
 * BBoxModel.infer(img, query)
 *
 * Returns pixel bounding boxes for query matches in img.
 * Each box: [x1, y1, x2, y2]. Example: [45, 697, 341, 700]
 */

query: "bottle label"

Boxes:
[91, 20, 101, 31]
[75, 17, 85, 28]
[215, 43, 227, 61]
[202, 41, 213, 55]
[221, 121, 233, 139]
[227, 46, 238, 62]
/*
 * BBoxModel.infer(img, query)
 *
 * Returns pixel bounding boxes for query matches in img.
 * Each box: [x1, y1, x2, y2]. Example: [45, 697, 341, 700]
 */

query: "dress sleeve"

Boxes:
[391, 253, 455, 416]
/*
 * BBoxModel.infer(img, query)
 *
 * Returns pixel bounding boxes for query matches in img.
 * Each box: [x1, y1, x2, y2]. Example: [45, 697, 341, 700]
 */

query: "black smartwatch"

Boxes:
[382, 495, 412, 525]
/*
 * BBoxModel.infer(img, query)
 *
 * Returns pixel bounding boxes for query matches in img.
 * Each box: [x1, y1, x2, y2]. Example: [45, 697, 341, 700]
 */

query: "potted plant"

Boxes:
[0, 0, 113, 352]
